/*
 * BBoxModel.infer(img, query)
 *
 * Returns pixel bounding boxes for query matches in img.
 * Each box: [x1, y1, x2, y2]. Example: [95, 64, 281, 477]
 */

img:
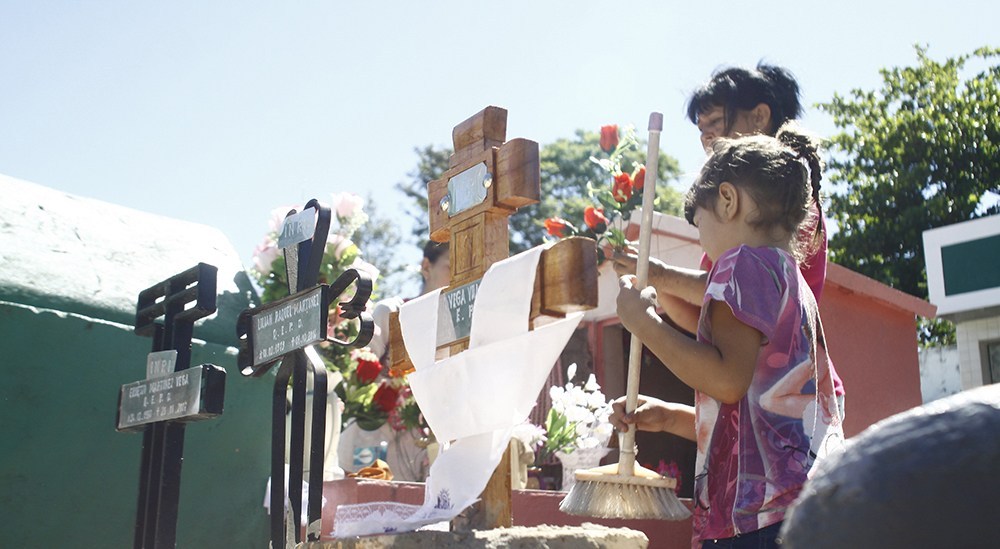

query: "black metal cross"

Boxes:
[116, 263, 225, 549]
[237, 199, 373, 546]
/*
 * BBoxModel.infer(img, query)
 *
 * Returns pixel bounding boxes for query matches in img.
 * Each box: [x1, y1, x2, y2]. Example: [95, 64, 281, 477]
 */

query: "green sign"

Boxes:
[251, 286, 325, 366]
[941, 234, 1000, 296]
[117, 365, 225, 432]
[443, 280, 480, 340]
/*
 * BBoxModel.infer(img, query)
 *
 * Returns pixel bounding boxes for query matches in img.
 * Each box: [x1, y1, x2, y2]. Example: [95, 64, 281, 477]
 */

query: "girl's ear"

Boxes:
[717, 182, 740, 220]
[420, 258, 431, 281]
[751, 103, 773, 133]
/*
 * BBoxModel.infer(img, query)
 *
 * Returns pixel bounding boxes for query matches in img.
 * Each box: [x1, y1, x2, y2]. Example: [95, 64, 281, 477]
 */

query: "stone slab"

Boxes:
[303, 523, 647, 549]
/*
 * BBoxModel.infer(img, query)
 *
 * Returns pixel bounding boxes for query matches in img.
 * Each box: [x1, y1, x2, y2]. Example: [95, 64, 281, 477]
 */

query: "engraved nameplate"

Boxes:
[146, 350, 178, 379]
[277, 209, 318, 249]
[437, 280, 480, 345]
[250, 286, 326, 366]
[117, 364, 225, 431]
[447, 163, 490, 216]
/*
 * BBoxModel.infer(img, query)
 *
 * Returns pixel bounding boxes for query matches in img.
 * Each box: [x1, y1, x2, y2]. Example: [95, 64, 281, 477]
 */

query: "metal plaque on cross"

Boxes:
[236, 198, 373, 547]
[116, 262, 224, 549]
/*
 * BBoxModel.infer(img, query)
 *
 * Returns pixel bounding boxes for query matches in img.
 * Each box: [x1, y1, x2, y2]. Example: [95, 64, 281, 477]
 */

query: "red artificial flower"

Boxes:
[600, 125, 619, 153]
[544, 217, 574, 238]
[632, 166, 646, 191]
[583, 206, 609, 231]
[373, 382, 401, 413]
[612, 172, 633, 202]
[355, 357, 381, 384]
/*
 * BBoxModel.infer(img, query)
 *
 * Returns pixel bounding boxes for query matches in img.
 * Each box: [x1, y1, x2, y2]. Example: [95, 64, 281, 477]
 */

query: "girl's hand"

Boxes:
[610, 248, 639, 277]
[610, 395, 697, 441]
[617, 275, 660, 336]
[609, 395, 672, 433]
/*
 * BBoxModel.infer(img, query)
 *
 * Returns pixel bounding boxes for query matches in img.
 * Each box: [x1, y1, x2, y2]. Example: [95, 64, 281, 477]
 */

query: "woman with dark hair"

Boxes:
[687, 63, 803, 151]
[613, 61, 844, 407]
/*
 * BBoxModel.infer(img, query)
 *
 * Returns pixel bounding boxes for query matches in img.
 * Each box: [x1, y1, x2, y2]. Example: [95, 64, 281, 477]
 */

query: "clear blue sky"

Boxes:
[2, 1, 996, 293]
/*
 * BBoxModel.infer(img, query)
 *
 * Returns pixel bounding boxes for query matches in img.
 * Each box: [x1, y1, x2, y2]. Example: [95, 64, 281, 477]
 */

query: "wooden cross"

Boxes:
[236, 199, 374, 547]
[388, 106, 598, 531]
[116, 263, 226, 549]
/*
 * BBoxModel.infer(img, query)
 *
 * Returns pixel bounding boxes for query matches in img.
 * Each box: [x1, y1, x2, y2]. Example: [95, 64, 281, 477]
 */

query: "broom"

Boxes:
[559, 112, 691, 520]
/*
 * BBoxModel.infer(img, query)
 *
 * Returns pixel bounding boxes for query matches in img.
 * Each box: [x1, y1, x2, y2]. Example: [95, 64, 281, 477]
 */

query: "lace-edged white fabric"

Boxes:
[331, 245, 583, 538]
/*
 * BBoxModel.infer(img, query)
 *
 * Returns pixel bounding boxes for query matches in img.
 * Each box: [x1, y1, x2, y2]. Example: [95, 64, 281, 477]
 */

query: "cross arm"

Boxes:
[388, 236, 598, 376]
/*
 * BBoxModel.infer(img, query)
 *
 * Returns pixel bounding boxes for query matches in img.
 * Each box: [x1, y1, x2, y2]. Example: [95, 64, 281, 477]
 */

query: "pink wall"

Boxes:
[593, 267, 931, 440]
[821, 265, 932, 436]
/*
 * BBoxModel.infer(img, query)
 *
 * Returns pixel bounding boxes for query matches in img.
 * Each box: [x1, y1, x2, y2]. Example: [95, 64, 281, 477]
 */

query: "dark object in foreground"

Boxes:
[781, 384, 1000, 548]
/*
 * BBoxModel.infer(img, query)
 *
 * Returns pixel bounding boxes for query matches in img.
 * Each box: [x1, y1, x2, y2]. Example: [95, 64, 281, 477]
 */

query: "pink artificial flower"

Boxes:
[268, 205, 295, 233]
[350, 257, 381, 282]
[252, 239, 280, 276]
[326, 234, 355, 260]
[331, 192, 365, 219]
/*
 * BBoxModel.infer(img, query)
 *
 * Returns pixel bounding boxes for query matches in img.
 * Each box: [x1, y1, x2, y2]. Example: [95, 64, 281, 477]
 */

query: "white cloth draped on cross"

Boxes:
[331, 243, 583, 536]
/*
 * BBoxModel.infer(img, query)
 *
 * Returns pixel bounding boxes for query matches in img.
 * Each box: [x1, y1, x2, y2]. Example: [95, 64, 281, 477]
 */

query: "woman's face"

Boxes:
[697, 105, 761, 151]
[422, 251, 450, 293]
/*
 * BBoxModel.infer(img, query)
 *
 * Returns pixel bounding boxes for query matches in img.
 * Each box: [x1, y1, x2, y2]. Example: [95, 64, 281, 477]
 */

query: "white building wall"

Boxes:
[955, 315, 1000, 390]
[917, 344, 962, 403]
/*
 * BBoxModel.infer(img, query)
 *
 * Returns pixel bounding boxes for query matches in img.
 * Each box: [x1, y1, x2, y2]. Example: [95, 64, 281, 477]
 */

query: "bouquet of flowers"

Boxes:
[527, 364, 614, 465]
[543, 124, 648, 254]
[250, 193, 424, 434]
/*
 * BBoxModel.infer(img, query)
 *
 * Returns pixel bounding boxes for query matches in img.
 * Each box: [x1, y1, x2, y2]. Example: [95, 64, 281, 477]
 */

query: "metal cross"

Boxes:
[116, 263, 225, 549]
[237, 199, 373, 547]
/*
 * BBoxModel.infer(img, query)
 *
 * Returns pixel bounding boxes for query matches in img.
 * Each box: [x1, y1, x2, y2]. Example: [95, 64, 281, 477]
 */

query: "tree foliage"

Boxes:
[353, 195, 407, 298]
[396, 129, 685, 254]
[818, 45, 1000, 345]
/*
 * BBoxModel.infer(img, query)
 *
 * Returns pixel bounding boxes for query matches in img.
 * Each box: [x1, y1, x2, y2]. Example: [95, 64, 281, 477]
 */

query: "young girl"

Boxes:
[613, 63, 845, 413]
[612, 124, 844, 548]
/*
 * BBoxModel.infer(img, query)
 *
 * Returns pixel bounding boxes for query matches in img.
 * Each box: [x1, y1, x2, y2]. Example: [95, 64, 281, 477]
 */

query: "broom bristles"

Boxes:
[558, 462, 691, 520]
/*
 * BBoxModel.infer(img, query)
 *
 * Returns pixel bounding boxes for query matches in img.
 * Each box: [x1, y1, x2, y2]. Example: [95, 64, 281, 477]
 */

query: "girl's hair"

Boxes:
[684, 122, 824, 257]
[687, 63, 802, 136]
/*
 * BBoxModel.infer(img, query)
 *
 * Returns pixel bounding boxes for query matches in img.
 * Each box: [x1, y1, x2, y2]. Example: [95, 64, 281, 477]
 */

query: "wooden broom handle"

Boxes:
[619, 112, 662, 476]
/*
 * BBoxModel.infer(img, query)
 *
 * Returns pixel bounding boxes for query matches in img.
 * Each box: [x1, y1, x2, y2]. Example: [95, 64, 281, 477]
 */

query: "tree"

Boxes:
[818, 45, 1000, 345]
[396, 129, 685, 254]
[354, 194, 408, 298]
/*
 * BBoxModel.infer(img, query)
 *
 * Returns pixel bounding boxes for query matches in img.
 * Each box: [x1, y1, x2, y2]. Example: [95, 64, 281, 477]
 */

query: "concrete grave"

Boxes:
[0, 173, 270, 548]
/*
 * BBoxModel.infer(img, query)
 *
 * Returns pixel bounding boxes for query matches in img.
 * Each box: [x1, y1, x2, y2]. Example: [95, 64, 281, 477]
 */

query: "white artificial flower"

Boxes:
[512, 421, 547, 448]
[564, 404, 592, 424]
[587, 390, 608, 410]
[542, 366, 616, 453]
[549, 385, 566, 406]
[569, 385, 590, 408]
